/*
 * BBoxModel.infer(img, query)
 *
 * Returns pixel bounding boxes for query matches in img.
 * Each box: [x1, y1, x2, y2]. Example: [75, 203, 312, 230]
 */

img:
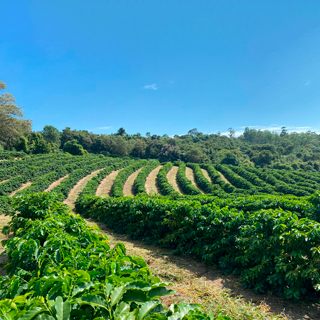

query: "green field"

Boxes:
[1, 151, 320, 319]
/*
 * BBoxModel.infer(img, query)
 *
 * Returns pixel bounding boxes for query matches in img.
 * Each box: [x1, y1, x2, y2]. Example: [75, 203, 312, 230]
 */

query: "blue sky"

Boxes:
[1, 1, 320, 136]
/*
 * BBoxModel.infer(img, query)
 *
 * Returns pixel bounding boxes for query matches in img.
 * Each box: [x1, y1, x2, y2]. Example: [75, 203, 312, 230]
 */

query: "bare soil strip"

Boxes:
[185, 167, 204, 194]
[123, 168, 143, 197]
[96, 169, 122, 197]
[0, 179, 9, 185]
[45, 175, 69, 192]
[64, 169, 102, 208]
[216, 170, 234, 186]
[166, 166, 184, 194]
[145, 165, 163, 194]
[0, 214, 10, 276]
[201, 168, 212, 183]
[81, 217, 320, 320]
[9, 182, 32, 197]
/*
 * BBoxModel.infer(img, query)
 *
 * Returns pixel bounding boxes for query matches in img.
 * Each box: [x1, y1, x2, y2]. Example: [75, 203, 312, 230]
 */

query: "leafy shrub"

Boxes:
[0, 192, 216, 320]
[176, 162, 201, 195]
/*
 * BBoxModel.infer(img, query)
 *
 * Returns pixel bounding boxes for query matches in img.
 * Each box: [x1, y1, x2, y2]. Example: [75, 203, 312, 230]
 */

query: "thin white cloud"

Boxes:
[97, 126, 113, 130]
[142, 84, 157, 90]
[89, 126, 113, 131]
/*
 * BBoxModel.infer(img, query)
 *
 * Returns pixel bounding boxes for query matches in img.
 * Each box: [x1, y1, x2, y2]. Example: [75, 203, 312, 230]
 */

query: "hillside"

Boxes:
[0, 152, 320, 318]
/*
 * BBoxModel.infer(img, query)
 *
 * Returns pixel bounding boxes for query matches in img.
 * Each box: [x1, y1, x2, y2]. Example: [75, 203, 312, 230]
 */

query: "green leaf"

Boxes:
[123, 290, 149, 303]
[55, 296, 71, 320]
[34, 315, 56, 320]
[71, 282, 95, 297]
[148, 287, 174, 299]
[168, 303, 201, 320]
[110, 286, 126, 307]
[138, 301, 160, 320]
[104, 283, 113, 297]
[126, 281, 152, 291]
[19, 307, 43, 320]
[114, 301, 131, 318]
[80, 295, 108, 309]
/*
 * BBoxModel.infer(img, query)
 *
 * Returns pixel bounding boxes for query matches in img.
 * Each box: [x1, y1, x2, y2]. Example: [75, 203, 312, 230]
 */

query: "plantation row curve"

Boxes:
[1, 151, 320, 319]
[1, 154, 320, 199]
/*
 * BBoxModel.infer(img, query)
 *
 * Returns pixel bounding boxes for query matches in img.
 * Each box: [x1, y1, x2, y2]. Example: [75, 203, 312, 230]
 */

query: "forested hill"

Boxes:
[1, 80, 320, 170]
[3, 125, 320, 171]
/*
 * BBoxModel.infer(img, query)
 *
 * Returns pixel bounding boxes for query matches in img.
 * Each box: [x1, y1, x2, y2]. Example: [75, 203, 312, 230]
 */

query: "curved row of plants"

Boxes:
[0, 150, 26, 160]
[0, 153, 74, 182]
[0, 156, 87, 196]
[76, 192, 320, 301]
[133, 160, 160, 195]
[111, 160, 149, 197]
[15, 156, 105, 196]
[176, 162, 201, 195]
[51, 157, 123, 199]
[79, 159, 134, 197]
[200, 164, 234, 193]
[0, 192, 219, 319]
[215, 164, 255, 191]
[270, 168, 317, 193]
[245, 166, 310, 196]
[156, 162, 179, 196]
[186, 163, 219, 194]
[0, 155, 107, 196]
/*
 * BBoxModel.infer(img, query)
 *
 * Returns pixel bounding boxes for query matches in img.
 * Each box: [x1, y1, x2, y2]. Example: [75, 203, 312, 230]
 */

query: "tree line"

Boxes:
[1, 81, 320, 170]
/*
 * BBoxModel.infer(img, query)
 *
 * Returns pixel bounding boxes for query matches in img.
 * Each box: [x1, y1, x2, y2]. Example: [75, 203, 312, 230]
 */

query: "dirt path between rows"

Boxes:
[96, 169, 122, 197]
[185, 167, 204, 194]
[166, 166, 184, 195]
[145, 165, 163, 194]
[216, 171, 234, 186]
[64, 169, 102, 208]
[45, 175, 69, 192]
[0, 179, 9, 185]
[81, 216, 320, 320]
[201, 169, 212, 183]
[9, 182, 32, 197]
[0, 214, 10, 276]
[123, 168, 143, 197]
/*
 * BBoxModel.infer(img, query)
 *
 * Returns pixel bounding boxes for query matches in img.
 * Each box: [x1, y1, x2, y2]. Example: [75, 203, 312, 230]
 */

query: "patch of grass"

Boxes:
[82, 217, 316, 320]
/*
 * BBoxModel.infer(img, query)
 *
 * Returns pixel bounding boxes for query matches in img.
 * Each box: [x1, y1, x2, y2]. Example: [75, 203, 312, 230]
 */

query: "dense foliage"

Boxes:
[76, 193, 320, 300]
[176, 162, 201, 195]
[0, 192, 225, 319]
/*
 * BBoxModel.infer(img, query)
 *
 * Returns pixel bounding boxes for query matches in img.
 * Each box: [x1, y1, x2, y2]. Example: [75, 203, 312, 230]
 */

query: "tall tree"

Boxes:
[0, 81, 32, 148]
[228, 127, 235, 138]
[42, 125, 61, 146]
[116, 127, 126, 136]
